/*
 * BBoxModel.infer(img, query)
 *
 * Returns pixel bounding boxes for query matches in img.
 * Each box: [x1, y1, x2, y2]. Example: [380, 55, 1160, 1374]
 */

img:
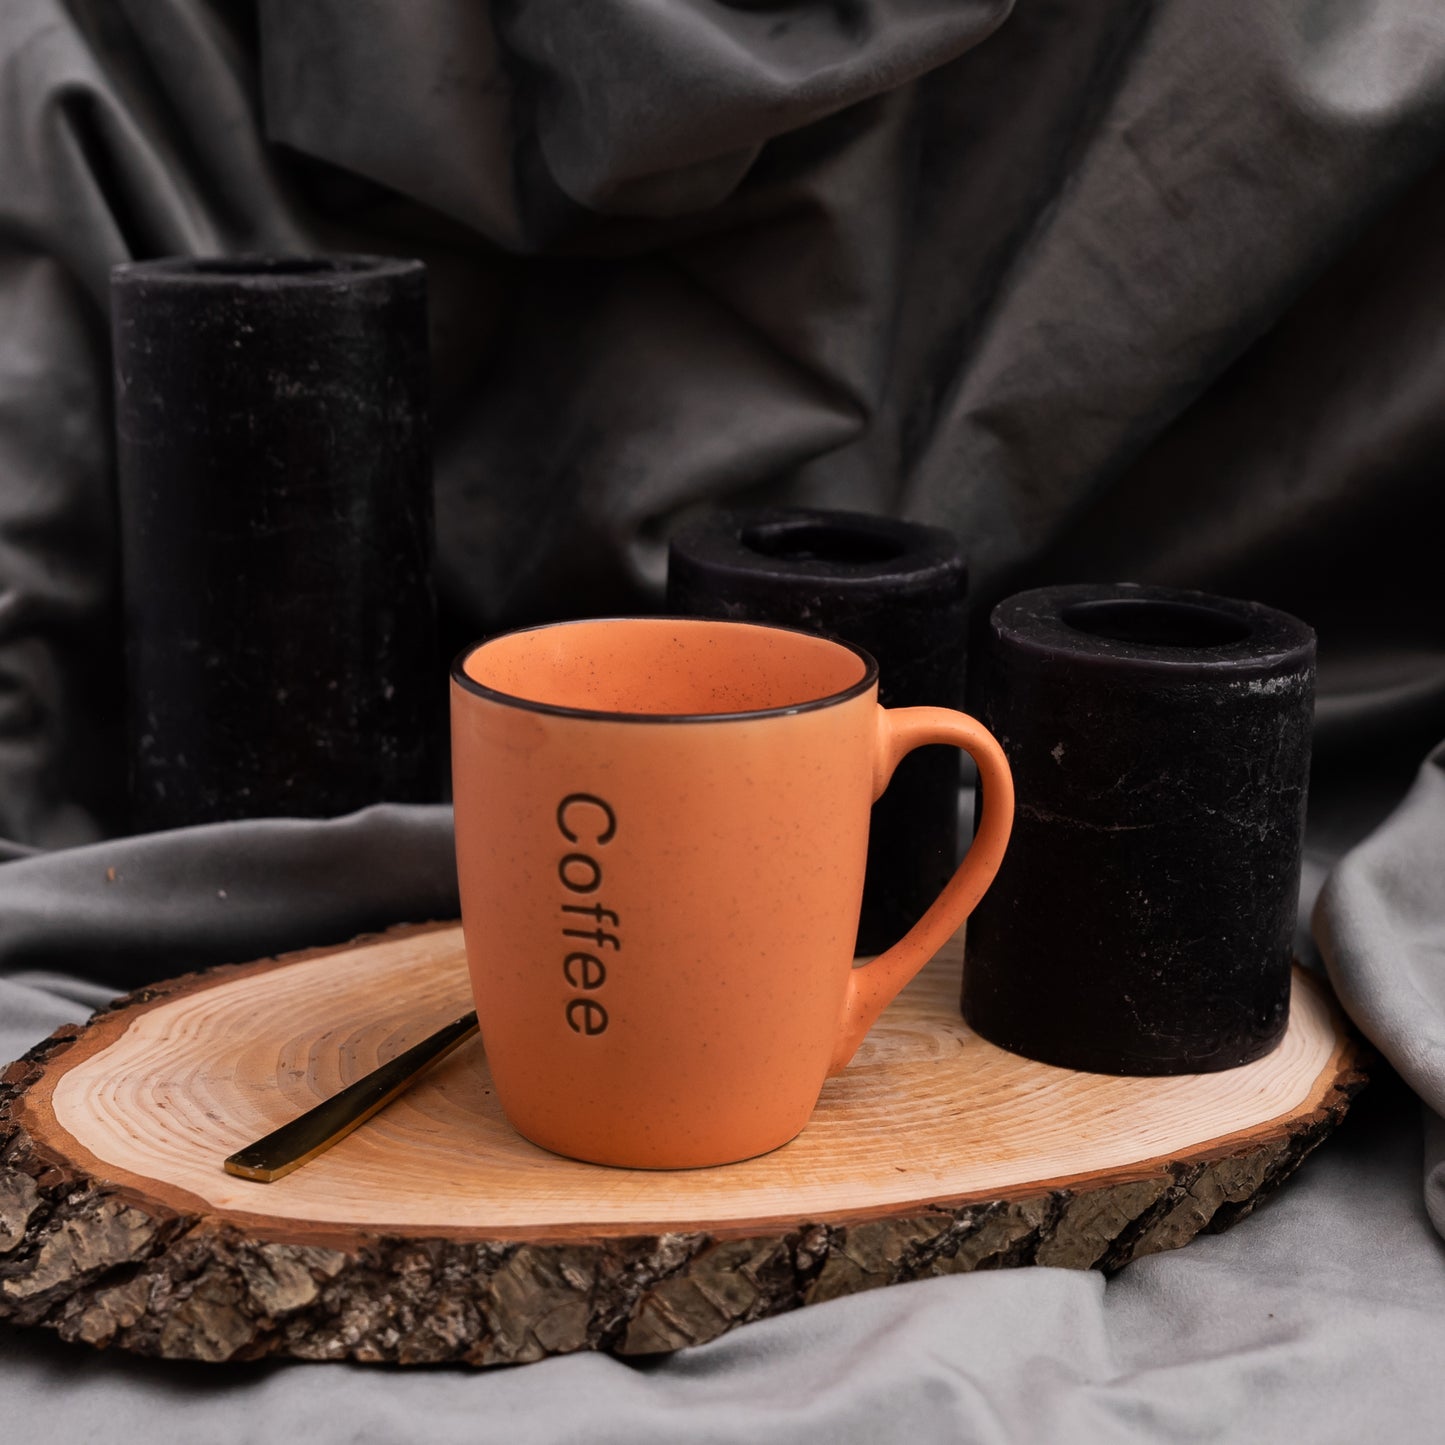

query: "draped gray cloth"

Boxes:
[3, 0, 1445, 1438]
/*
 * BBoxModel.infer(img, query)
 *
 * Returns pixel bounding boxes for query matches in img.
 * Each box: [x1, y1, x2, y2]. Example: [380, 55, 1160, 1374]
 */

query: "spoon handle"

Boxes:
[223, 1011, 480, 1182]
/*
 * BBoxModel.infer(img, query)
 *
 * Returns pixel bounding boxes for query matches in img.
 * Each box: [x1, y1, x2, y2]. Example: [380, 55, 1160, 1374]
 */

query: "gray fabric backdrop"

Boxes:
[3, 0, 1445, 1438]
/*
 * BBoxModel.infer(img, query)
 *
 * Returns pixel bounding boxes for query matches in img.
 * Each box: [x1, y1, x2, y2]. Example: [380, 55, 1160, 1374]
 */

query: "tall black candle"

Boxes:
[667, 507, 968, 954]
[962, 583, 1315, 1075]
[111, 255, 439, 831]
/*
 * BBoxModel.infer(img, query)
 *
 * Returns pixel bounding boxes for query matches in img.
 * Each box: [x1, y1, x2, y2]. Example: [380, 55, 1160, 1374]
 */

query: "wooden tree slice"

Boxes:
[1, 923, 1365, 1366]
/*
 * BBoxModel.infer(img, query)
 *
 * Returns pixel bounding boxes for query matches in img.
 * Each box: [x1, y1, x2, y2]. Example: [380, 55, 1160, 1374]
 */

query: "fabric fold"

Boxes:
[1314, 740, 1445, 1237]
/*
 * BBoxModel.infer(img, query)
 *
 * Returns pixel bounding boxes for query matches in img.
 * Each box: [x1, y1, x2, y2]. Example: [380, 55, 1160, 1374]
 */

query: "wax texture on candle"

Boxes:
[962, 582, 1315, 1075]
[111, 255, 440, 830]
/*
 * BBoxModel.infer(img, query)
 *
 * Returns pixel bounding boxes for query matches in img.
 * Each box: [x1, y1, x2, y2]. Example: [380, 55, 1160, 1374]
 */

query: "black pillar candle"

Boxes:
[962, 583, 1315, 1075]
[111, 255, 440, 831]
[667, 507, 968, 954]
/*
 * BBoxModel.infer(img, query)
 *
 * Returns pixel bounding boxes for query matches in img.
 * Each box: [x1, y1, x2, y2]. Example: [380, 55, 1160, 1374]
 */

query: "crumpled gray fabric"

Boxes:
[4, 0, 1445, 845]
[0, 803, 457, 985]
[1315, 741, 1445, 1238]
[6, 0, 1445, 1437]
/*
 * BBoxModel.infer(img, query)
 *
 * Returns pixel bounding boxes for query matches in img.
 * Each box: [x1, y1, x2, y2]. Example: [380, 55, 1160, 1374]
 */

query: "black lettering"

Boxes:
[563, 952, 607, 990]
[558, 853, 601, 893]
[566, 998, 609, 1035]
[557, 793, 616, 845]
[562, 927, 620, 951]
[557, 795, 617, 1035]
[562, 902, 619, 926]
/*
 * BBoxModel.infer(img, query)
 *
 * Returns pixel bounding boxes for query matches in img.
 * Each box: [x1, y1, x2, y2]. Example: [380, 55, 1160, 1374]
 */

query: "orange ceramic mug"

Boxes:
[450, 617, 1013, 1169]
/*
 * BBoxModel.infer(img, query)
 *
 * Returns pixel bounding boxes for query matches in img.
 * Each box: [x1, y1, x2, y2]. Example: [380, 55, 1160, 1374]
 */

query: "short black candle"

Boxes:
[667, 507, 968, 954]
[111, 255, 440, 830]
[961, 583, 1315, 1074]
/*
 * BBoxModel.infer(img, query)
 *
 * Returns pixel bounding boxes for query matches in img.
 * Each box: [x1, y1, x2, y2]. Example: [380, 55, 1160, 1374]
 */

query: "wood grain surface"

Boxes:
[0, 923, 1367, 1366]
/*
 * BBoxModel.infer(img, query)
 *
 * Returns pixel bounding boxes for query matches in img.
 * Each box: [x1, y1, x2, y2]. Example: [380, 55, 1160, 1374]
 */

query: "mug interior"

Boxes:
[459, 617, 873, 718]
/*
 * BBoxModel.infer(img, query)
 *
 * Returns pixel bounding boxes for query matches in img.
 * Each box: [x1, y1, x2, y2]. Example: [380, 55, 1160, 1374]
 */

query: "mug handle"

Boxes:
[828, 706, 1015, 1075]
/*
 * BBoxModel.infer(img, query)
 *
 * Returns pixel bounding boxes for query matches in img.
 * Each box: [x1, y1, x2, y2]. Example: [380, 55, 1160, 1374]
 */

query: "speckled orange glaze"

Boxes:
[451, 618, 1013, 1169]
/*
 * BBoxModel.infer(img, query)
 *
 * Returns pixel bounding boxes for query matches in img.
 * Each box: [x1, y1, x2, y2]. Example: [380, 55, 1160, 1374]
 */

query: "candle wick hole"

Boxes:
[740, 521, 907, 567]
[1060, 598, 1252, 648]
[177, 258, 377, 278]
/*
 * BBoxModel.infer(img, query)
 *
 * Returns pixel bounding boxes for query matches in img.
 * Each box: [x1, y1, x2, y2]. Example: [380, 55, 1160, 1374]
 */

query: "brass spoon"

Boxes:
[223, 1011, 479, 1182]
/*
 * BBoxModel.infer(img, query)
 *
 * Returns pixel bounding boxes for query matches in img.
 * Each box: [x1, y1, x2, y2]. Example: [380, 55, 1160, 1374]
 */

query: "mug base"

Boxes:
[506, 1118, 808, 1171]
